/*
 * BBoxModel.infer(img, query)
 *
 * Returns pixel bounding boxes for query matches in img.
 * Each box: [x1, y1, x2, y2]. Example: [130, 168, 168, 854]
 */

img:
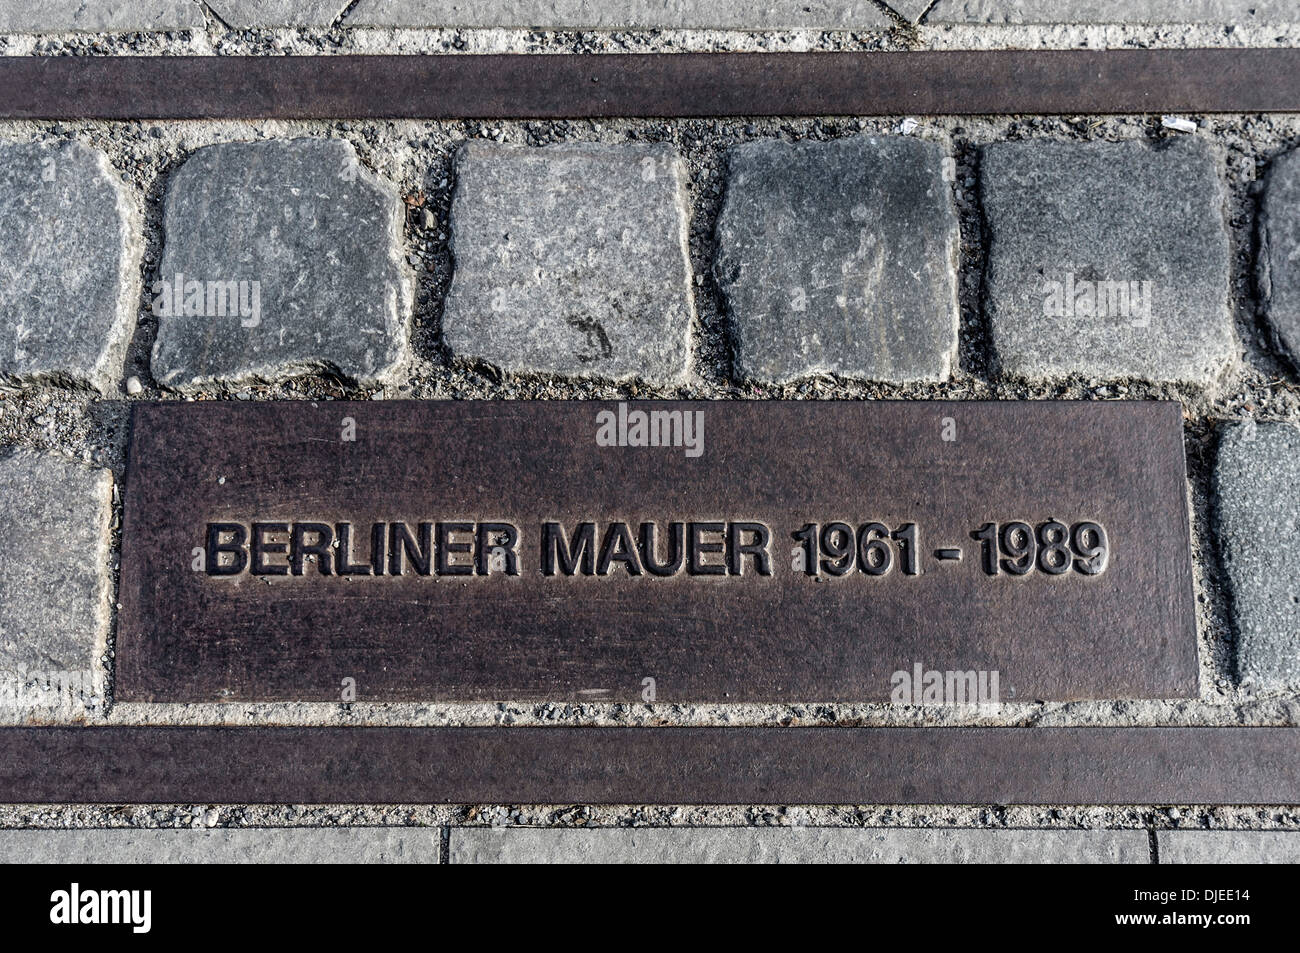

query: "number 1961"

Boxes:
[792, 522, 920, 577]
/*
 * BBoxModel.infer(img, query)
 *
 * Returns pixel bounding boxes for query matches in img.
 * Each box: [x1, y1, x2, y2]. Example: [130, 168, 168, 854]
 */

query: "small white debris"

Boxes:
[1161, 115, 1198, 134]
[898, 117, 920, 135]
[125, 376, 143, 395]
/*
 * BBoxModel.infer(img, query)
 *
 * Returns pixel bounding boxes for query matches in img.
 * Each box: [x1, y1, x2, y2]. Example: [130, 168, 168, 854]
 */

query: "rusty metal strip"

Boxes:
[0, 727, 1296, 804]
[0, 49, 1297, 119]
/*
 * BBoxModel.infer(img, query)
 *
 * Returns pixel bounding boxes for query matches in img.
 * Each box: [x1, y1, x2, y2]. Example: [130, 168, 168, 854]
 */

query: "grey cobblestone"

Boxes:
[890, 2, 934, 21]
[0, 141, 138, 394]
[346, 1, 893, 29]
[0, 827, 441, 863]
[1215, 421, 1300, 692]
[450, 826, 1150, 863]
[981, 138, 1236, 385]
[151, 139, 412, 390]
[1260, 146, 1300, 372]
[0, 1, 201, 32]
[715, 136, 958, 384]
[1158, 830, 1300, 863]
[0, 451, 112, 719]
[209, 1, 350, 29]
[928, 1, 1300, 23]
[442, 142, 694, 384]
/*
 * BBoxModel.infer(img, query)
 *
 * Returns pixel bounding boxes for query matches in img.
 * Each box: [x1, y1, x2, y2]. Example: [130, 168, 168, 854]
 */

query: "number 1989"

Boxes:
[970, 520, 1108, 576]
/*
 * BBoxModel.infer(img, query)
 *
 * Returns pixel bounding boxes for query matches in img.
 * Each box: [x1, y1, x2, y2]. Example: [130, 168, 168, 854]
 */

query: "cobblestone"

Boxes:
[1260, 146, 1300, 372]
[1214, 421, 1300, 692]
[442, 142, 694, 384]
[450, 826, 1150, 863]
[0, 141, 138, 393]
[1158, 829, 1300, 863]
[715, 136, 958, 383]
[151, 139, 412, 389]
[928, 1, 1299, 23]
[0, 451, 112, 719]
[346, 1, 893, 29]
[0, 826, 441, 863]
[981, 138, 1236, 385]
[0, 1, 200, 32]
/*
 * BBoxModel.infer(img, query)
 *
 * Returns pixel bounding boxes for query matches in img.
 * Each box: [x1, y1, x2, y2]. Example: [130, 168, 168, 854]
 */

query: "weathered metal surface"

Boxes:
[115, 400, 1196, 703]
[0, 727, 1295, 805]
[0, 50, 1296, 119]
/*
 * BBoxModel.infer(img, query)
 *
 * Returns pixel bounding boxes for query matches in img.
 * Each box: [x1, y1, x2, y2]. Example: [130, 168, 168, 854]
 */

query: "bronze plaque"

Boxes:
[116, 401, 1197, 703]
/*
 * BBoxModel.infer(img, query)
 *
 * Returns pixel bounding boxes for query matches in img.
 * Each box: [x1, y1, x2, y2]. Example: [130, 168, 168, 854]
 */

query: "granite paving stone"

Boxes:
[1215, 421, 1300, 691]
[0, 0, 201, 32]
[0, 827, 441, 863]
[450, 827, 1151, 863]
[345, 0, 892, 29]
[714, 136, 959, 383]
[1158, 830, 1300, 863]
[928, 1, 1298, 23]
[209, 1, 350, 28]
[0, 451, 112, 717]
[1259, 146, 1300, 370]
[151, 139, 412, 389]
[981, 138, 1236, 384]
[442, 142, 694, 384]
[0, 140, 138, 393]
